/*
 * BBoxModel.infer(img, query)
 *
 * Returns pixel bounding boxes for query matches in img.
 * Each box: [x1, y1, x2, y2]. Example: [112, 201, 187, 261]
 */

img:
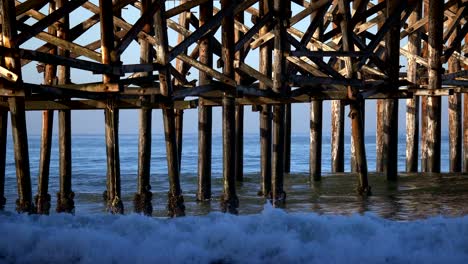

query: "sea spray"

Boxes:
[1, 204, 468, 264]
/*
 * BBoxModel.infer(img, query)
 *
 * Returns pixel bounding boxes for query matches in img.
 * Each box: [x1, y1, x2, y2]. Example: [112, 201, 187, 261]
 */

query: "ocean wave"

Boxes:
[1, 204, 467, 264]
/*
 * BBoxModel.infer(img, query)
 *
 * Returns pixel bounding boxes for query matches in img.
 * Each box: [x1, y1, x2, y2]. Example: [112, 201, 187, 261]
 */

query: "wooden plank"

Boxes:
[17, 23, 102, 62]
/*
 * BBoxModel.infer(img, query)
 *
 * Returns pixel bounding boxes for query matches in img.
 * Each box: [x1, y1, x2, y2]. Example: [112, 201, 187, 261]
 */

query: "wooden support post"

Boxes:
[421, 0, 429, 172]
[448, 2, 462, 173]
[310, 0, 324, 181]
[55, 0, 74, 214]
[2, 0, 34, 213]
[330, 21, 344, 173]
[0, 18, 7, 211]
[100, 0, 123, 214]
[196, 0, 213, 202]
[406, 0, 421, 173]
[271, 0, 288, 206]
[425, 0, 443, 173]
[464, 34, 468, 172]
[338, 0, 370, 195]
[310, 100, 322, 181]
[258, 0, 272, 197]
[156, 0, 185, 217]
[35, 1, 57, 215]
[134, 0, 153, 216]
[284, 105, 291, 173]
[331, 100, 344, 172]
[0, 98, 6, 210]
[234, 9, 244, 182]
[220, 0, 238, 214]
[382, 0, 401, 180]
[174, 0, 188, 172]
[350, 0, 367, 173]
[36, 111, 53, 214]
[375, 0, 385, 173]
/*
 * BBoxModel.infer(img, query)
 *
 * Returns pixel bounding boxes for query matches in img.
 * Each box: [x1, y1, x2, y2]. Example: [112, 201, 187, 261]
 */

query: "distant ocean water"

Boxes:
[1, 134, 468, 263]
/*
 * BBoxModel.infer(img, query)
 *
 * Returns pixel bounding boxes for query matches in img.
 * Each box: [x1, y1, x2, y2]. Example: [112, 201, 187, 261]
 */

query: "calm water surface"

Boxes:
[2, 134, 467, 220]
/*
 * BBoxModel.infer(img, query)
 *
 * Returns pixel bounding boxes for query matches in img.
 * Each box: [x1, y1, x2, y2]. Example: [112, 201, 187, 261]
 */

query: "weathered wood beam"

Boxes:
[15, 0, 49, 17]
[15, 0, 87, 45]
[448, 1, 462, 172]
[0, 46, 118, 75]
[381, 0, 401, 181]
[155, 0, 185, 217]
[135, 2, 154, 215]
[115, 0, 161, 55]
[310, 0, 325, 182]
[338, 0, 370, 194]
[234, 7, 245, 182]
[405, 0, 421, 173]
[220, 0, 238, 214]
[425, 0, 444, 172]
[2, 0, 33, 213]
[99, 0, 123, 214]
[196, 0, 214, 202]
[0, 98, 7, 210]
[165, 0, 210, 18]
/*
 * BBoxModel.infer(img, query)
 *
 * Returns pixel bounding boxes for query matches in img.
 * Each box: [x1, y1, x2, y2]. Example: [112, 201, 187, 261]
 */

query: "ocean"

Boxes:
[1, 133, 468, 263]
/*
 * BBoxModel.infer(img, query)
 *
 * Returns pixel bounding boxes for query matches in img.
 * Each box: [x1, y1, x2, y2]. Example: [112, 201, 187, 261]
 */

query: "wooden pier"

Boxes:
[0, 0, 467, 215]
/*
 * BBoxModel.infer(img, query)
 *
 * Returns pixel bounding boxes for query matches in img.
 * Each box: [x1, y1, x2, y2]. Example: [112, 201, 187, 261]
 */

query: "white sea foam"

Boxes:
[1, 204, 468, 264]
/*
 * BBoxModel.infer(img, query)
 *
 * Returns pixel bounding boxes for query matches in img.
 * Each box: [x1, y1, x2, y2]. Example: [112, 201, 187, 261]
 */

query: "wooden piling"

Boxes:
[220, 0, 239, 213]
[406, 0, 421, 173]
[174, 0, 189, 172]
[375, 0, 385, 173]
[0, 98, 7, 210]
[0, 19, 6, 211]
[36, 111, 53, 214]
[2, 0, 34, 213]
[156, 0, 185, 217]
[100, 0, 123, 214]
[425, 0, 443, 173]
[310, 1, 324, 181]
[447, 2, 462, 173]
[56, 0, 74, 214]
[464, 34, 468, 172]
[338, 0, 370, 195]
[420, 0, 429, 172]
[35, 1, 57, 215]
[134, 0, 154, 216]
[258, 0, 272, 197]
[196, 0, 213, 202]
[284, 104, 291, 173]
[271, 0, 289, 206]
[234, 8, 244, 182]
[331, 100, 345, 173]
[381, 0, 401, 181]
[310, 100, 322, 181]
